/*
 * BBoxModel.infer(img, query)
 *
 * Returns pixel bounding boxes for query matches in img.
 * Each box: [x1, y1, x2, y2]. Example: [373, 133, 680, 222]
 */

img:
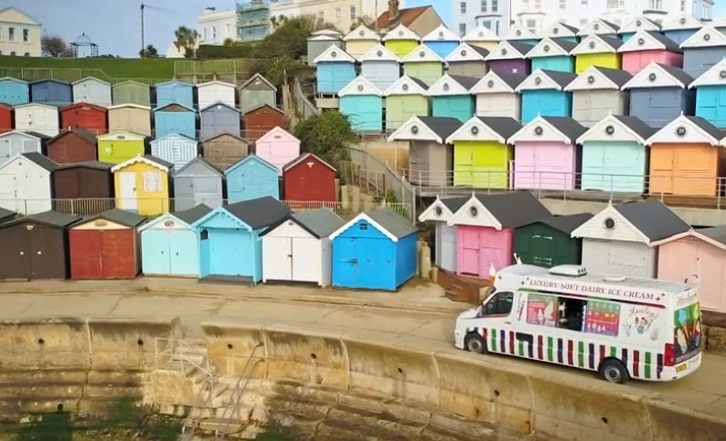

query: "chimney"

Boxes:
[388, 0, 399, 19]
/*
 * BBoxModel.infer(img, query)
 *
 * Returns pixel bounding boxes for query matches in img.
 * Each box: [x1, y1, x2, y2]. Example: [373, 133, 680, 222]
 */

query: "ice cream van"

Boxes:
[454, 264, 702, 383]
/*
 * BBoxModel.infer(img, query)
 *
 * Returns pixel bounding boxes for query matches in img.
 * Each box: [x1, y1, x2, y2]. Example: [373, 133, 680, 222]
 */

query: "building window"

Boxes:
[460, 2, 467, 13]
[459, 23, 467, 36]
[648, 0, 662, 9]
[619, 0, 624, 7]
[534, 0, 541, 9]
[559, 0, 566, 8]
[580, 18, 588, 26]
[212, 26, 217, 40]
[482, 20, 492, 29]
[335, 7, 341, 23]
[22, 29, 29, 42]
[495, 20, 500, 34]
[318, 10, 324, 21]
[481, 0, 488, 12]
[10, 51, 15, 56]
[202, 27, 208, 41]
[606, 0, 618, 8]
[526, 19, 536, 30]
[349, 5, 356, 20]
[680, 0, 685, 10]
[492, 0, 499, 12]
[8, 27, 14, 41]
[580, 0, 587, 5]
[24, 52, 29, 56]
[523, 0, 529, 7]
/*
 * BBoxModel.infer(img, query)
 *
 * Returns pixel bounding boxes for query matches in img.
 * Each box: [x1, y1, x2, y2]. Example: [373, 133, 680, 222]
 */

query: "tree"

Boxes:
[139, 44, 159, 58]
[41, 35, 74, 58]
[293, 111, 355, 171]
[349, 15, 375, 31]
[270, 14, 289, 30]
[173, 26, 199, 58]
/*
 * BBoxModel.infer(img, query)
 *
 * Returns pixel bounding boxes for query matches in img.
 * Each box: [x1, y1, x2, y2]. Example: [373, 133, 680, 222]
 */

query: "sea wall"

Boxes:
[201, 322, 726, 441]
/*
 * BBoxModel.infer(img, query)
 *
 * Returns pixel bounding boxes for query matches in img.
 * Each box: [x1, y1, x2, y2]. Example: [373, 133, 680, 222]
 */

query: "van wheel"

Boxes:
[465, 333, 487, 354]
[599, 359, 629, 384]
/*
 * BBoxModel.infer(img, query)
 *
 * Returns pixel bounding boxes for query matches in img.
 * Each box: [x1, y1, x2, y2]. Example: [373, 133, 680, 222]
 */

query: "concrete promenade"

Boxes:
[0, 278, 724, 422]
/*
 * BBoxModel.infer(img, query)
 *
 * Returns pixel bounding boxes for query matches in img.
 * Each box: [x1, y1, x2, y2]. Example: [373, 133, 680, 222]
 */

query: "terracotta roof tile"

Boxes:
[376, 6, 430, 31]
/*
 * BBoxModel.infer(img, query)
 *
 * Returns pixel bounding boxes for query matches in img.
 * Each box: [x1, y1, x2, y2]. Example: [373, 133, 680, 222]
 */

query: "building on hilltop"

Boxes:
[453, 0, 512, 39]
[270, 0, 388, 34]
[0, 7, 42, 57]
[376, 1, 443, 38]
[197, 7, 238, 45]
[237, 0, 272, 42]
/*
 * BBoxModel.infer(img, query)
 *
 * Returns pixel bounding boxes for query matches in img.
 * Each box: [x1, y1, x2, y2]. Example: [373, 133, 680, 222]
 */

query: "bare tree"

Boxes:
[41, 35, 74, 57]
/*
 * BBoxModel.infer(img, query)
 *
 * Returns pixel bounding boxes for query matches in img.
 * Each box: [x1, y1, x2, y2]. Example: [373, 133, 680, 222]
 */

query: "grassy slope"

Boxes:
[0, 56, 177, 79]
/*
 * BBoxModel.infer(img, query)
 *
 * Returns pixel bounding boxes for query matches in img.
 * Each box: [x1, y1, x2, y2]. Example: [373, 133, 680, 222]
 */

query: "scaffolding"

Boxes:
[236, 0, 271, 42]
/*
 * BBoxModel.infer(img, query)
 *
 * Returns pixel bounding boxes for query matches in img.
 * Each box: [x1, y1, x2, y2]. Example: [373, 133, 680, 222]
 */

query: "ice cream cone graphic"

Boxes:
[489, 264, 496, 285]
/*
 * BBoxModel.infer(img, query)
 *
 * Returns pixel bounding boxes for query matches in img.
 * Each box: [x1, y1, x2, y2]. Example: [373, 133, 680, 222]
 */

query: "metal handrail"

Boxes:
[215, 342, 264, 439]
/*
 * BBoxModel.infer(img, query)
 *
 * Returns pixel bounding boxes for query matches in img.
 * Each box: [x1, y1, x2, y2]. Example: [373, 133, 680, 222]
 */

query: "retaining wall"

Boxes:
[202, 322, 726, 441]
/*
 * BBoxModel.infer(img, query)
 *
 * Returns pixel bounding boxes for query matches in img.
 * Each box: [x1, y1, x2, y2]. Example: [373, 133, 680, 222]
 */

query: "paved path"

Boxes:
[0, 278, 724, 421]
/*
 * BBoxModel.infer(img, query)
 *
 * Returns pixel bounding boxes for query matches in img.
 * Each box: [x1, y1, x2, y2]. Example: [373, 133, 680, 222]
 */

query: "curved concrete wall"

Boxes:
[201, 322, 726, 441]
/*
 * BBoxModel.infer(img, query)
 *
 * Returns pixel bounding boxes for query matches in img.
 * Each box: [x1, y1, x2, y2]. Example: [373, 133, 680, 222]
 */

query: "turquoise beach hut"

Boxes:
[517, 69, 578, 123]
[154, 80, 194, 108]
[313, 45, 358, 95]
[0, 77, 29, 105]
[153, 103, 197, 138]
[224, 154, 280, 203]
[526, 38, 578, 72]
[426, 74, 478, 122]
[691, 58, 726, 128]
[338, 76, 384, 132]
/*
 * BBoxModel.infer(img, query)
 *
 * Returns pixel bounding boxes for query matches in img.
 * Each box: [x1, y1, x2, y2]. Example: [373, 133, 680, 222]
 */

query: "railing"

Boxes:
[214, 342, 264, 439]
[154, 337, 213, 376]
[0, 67, 162, 85]
[292, 77, 319, 119]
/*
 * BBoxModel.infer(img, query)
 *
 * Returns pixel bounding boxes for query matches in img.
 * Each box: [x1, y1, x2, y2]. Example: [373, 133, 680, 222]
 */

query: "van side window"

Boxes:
[483, 291, 514, 316]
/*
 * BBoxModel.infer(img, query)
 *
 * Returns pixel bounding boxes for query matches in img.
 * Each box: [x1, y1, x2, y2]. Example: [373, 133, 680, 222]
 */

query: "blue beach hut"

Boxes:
[192, 196, 290, 282]
[154, 80, 194, 108]
[329, 207, 417, 291]
[516, 69, 578, 123]
[153, 103, 197, 138]
[661, 15, 703, 46]
[426, 74, 478, 122]
[30, 79, 72, 106]
[422, 25, 460, 60]
[313, 45, 358, 95]
[338, 76, 384, 132]
[139, 204, 212, 277]
[0, 77, 29, 105]
[224, 154, 279, 203]
[541, 22, 580, 43]
[526, 38, 578, 72]
[691, 58, 726, 128]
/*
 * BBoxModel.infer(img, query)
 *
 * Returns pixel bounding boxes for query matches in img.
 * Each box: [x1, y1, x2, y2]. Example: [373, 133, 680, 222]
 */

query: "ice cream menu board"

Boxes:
[584, 301, 620, 336]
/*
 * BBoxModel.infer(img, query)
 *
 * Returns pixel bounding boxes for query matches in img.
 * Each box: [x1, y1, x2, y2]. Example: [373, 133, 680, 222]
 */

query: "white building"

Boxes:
[0, 7, 42, 57]
[270, 0, 390, 32]
[453, 0, 512, 39]
[197, 7, 238, 45]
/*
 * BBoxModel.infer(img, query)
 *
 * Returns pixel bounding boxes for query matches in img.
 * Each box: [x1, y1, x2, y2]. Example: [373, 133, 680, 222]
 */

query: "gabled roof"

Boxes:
[661, 14, 703, 31]
[485, 40, 534, 61]
[445, 116, 522, 144]
[425, 74, 478, 96]
[542, 22, 579, 39]
[0, 76, 28, 85]
[344, 25, 381, 42]
[200, 101, 240, 113]
[646, 114, 724, 146]
[153, 103, 195, 112]
[505, 24, 538, 41]
[174, 156, 223, 176]
[564, 66, 633, 91]
[0, 206, 16, 222]
[382, 24, 420, 41]
[462, 25, 500, 42]
[262, 208, 346, 239]
[239, 73, 277, 92]
[508, 115, 587, 144]
[418, 196, 468, 222]
[256, 126, 300, 144]
[110, 154, 173, 173]
[112, 80, 151, 89]
[0, 7, 41, 25]
[71, 76, 111, 86]
[470, 70, 527, 94]
[225, 153, 278, 175]
[338, 76, 384, 97]
[155, 79, 194, 88]
[60, 102, 107, 113]
[173, 204, 213, 225]
[201, 132, 250, 145]
[19, 152, 59, 172]
[313, 45, 357, 64]
[196, 79, 236, 89]
[618, 30, 681, 53]
[0, 130, 48, 141]
[651, 226, 726, 249]
[571, 34, 623, 55]
[360, 44, 400, 62]
[622, 62, 693, 89]
[515, 69, 578, 92]
[83, 208, 146, 228]
[97, 130, 146, 141]
[526, 37, 578, 58]
[444, 42, 490, 62]
[388, 115, 462, 143]
[245, 103, 284, 116]
[576, 113, 656, 145]
[680, 26, 726, 49]
[14, 102, 58, 111]
[689, 58, 726, 88]
[108, 103, 151, 111]
[150, 132, 198, 144]
[283, 152, 336, 173]
[577, 18, 620, 36]
[614, 201, 689, 242]
[384, 75, 428, 96]
[530, 213, 594, 234]
[30, 79, 70, 86]
[330, 207, 417, 242]
[224, 196, 291, 230]
[2, 210, 80, 229]
[376, 6, 432, 33]
[447, 191, 551, 228]
[402, 44, 445, 63]
[57, 161, 114, 171]
[618, 16, 662, 34]
[49, 127, 97, 145]
[422, 25, 460, 42]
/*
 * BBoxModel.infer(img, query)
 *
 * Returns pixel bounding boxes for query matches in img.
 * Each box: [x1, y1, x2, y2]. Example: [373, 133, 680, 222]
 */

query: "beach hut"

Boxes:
[254, 126, 300, 174]
[422, 25, 460, 59]
[261, 208, 346, 286]
[153, 103, 196, 139]
[59, 102, 108, 135]
[111, 155, 172, 216]
[577, 18, 620, 38]
[418, 196, 468, 273]
[526, 38, 578, 73]
[313, 45, 358, 96]
[447, 192, 551, 277]
[338, 76, 384, 132]
[382, 24, 420, 58]
[225, 154, 280, 202]
[46, 128, 98, 164]
[139, 204, 212, 277]
[13, 103, 59, 137]
[541, 22, 580, 43]
[622, 61, 695, 129]
[196, 80, 236, 109]
[0, 131, 47, 165]
[306, 33, 344, 67]
[445, 116, 521, 189]
[112, 80, 151, 107]
[0, 211, 81, 280]
[504, 25, 540, 45]
[97, 131, 146, 164]
[462, 25, 500, 52]
[30, 79, 72, 106]
[617, 17, 662, 42]
[173, 157, 224, 211]
[508, 115, 587, 190]
[0, 104, 9, 134]
[244, 104, 286, 140]
[149, 133, 198, 170]
[514, 213, 593, 268]
[445, 43, 489, 76]
[564, 66, 633, 127]
[647, 114, 725, 197]
[571, 34, 623, 74]
[387, 115, 461, 187]
[0, 77, 29, 105]
[344, 25, 381, 60]
[154, 80, 194, 109]
[661, 14, 703, 45]
[516, 69, 578, 123]
[359, 44, 401, 92]
[68, 209, 146, 280]
[239, 74, 277, 114]
[617, 30, 683, 74]
[691, 59, 726, 128]
[401, 44, 445, 86]
[0, 152, 58, 215]
[282, 153, 336, 203]
[470, 70, 525, 120]
[653, 226, 726, 313]
[680, 26, 726, 79]
[52, 161, 114, 214]
[427, 74, 478, 122]
[577, 114, 655, 193]
[107, 104, 152, 137]
[201, 133, 250, 170]
[484, 40, 533, 75]
[199, 102, 240, 140]
[72, 77, 112, 107]
[571, 200, 689, 278]
[383, 75, 429, 131]
[330, 207, 418, 291]
[192, 196, 290, 282]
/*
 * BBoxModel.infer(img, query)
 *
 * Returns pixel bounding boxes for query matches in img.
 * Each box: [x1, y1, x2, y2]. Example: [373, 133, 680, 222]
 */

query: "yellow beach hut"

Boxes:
[571, 34, 623, 74]
[382, 24, 420, 58]
[111, 155, 173, 216]
[462, 25, 501, 53]
[97, 131, 147, 164]
[343, 25, 381, 60]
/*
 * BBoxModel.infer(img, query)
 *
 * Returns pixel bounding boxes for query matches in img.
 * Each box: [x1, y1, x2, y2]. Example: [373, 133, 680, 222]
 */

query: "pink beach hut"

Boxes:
[254, 126, 301, 175]
[447, 191, 550, 278]
[507, 115, 587, 191]
[652, 226, 726, 313]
